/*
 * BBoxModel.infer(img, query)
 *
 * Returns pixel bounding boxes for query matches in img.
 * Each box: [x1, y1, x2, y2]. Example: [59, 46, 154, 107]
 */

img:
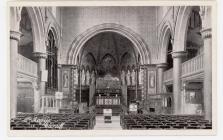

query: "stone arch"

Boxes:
[173, 6, 193, 52]
[82, 52, 96, 65]
[120, 52, 136, 66]
[10, 7, 46, 53]
[67, 23, 150, 65]
[174, 6, 204, 53]
[101, 53, 116, 65]
[10, 7, 22, 31]
[159, 21, 174, 63]
[81, 52, 96, 70]
[46, 22, 60, 48]
[25, 7, 46, 53]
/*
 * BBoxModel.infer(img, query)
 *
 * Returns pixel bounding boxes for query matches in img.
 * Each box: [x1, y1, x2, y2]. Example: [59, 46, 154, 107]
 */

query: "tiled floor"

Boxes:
[94, 116, 122, 130]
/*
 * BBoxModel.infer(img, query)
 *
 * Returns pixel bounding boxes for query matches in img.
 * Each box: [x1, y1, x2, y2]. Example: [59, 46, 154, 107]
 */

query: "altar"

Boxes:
[95, 89, 122, 115]
[94, 74, 122, 115]
[96, 89, 121, 106]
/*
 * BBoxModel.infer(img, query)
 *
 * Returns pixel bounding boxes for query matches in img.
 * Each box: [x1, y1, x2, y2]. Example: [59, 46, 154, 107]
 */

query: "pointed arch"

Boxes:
[25, 7, 46, 53]
[173, 6, 193, 52]
[120, 52, 136, 66]
[46, 21, 60, 48]
[66, 23, 150, 65]
[83, 52, 96, 65]
[101, 53, 116, 65]
[10, 7, 46, 53]
[81, 52, 96, 70]
[159, 21, 173, 63]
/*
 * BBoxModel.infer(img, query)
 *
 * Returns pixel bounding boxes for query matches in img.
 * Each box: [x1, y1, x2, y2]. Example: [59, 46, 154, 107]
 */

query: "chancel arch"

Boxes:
[67, 23, 150, 65]
[73, 31, 143, 108]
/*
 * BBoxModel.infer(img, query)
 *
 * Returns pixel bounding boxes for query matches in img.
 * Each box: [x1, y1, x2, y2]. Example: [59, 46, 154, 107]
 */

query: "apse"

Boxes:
[80, 32, 137, 78]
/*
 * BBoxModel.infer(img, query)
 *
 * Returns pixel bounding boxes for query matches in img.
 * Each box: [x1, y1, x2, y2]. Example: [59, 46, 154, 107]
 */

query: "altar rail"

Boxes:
[40, 95, 58, 113]
[163, 54, 204, 83]
[17, 54, 38, 78]
[96, 96, 121, 105]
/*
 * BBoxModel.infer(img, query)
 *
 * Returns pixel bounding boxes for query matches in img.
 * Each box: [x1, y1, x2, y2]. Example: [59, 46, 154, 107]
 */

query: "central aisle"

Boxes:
[94, 116, 122, 130]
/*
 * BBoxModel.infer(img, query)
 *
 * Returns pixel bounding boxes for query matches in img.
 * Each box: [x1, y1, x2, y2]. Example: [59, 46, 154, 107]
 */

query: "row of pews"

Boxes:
[120, 114, 212, 129]
[10, 113, 96, 130]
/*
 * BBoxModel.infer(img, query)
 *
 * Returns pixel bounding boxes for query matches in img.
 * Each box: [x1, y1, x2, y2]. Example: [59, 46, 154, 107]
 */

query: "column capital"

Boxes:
[57, 64, 62, 68]
[140, 64, 156, 69]
[201, 28, 212, 39]
[156, 63, 167, 68]
[172, 51, 187, 59]
[33, 52, 47, 59]
[10, 30, 22, 42]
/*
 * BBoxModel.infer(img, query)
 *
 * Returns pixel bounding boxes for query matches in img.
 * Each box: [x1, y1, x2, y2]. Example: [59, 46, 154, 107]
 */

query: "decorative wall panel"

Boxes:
[147, 69, 157, 94]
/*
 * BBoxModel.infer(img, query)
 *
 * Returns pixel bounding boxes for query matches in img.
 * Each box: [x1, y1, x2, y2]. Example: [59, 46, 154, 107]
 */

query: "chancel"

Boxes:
[9, 6, 212, 130]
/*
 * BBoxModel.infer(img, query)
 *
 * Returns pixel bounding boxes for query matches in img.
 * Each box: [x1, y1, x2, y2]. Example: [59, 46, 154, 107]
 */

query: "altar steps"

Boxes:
[95, 105, 122, 116]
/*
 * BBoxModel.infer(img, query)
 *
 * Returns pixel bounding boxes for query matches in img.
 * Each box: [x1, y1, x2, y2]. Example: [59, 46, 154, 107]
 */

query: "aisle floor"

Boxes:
[94, 116, 122, 130]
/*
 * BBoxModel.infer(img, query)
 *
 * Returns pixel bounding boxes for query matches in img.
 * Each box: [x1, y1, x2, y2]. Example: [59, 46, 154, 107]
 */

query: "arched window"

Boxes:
[188, 10, 202, 30]
[166, 36, 173, 70]
[46, 30, 58, 90]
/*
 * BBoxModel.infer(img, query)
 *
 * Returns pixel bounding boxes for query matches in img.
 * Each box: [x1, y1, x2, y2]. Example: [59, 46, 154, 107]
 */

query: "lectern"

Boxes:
[103, 109, 112, 123]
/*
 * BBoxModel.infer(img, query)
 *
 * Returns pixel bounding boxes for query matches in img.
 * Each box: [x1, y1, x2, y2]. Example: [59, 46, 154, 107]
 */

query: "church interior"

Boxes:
[9, 6, 212, 130]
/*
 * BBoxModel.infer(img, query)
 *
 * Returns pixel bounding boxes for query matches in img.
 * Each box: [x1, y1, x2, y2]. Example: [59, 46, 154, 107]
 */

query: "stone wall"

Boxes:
[60, 7, 158, 64]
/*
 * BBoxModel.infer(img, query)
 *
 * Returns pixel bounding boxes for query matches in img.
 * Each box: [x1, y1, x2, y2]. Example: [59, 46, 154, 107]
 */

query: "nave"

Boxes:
[9, 6, 213, 132]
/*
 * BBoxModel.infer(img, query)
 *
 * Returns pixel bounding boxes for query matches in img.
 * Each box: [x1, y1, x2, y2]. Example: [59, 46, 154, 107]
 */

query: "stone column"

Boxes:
[33, 82, 40, 113]
[52, 98, 55, 107]
[57, 64, 62, 91]
[42, 97, 44, 107]
[200, 6, 212, 121]
[201, 28, 212, 120]
[45, 97, 48, 108]
[122, 85, 128, 106]
[172, 51, 186, 114]
[33, 52, 47, 112]
[156, 63, 167, 94]
[10, 30, 21, 118]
